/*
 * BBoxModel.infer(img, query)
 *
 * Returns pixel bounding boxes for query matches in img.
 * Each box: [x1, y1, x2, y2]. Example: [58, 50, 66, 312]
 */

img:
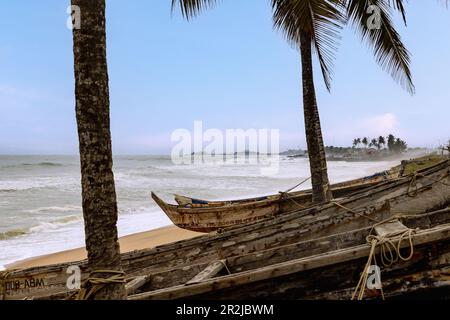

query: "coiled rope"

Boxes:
[352, 217, 417, 300]
[73, 269, 125, 300]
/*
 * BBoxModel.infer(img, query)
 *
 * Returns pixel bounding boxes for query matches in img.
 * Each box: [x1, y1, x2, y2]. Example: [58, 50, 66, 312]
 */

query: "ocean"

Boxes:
[0, 155, 399, 269]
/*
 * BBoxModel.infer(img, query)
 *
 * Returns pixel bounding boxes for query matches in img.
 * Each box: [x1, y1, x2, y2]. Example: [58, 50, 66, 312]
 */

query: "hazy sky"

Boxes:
[0, 1, 449, 154]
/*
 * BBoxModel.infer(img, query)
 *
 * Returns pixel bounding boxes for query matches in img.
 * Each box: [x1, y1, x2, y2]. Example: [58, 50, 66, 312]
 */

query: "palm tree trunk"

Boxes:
[71, 0, 126, 299]
[300, 32, 333, 203]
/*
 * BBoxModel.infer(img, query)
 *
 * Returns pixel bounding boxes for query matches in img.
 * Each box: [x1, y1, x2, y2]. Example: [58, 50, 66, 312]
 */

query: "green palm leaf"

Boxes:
[272, 0, 345, 91]
[346, 0, 415, 94]
[172, 0, 221, 19]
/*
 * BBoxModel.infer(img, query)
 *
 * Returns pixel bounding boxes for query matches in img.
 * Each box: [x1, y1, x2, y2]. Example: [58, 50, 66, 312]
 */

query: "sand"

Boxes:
[6, 226, 204, 270]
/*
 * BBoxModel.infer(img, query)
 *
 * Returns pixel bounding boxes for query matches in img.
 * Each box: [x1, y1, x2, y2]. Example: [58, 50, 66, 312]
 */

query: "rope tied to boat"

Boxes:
[217, 260, 232, 275]
[71, 269, 125, 300]
[281, 176, 311, 194]
[416, 171, 450, 187]
[277, 177, 311, 210]
[352, 218, 417, 300]
[330, 201, 380, 223]
[406, 169, 450, 198]
[407, 172, 418, 197]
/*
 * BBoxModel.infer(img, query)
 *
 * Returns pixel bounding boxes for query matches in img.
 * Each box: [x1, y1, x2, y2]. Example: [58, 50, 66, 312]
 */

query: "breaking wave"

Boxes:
[0, 215, 82, 241]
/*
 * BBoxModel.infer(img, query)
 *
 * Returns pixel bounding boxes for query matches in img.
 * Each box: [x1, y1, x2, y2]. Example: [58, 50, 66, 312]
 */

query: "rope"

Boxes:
[282, 195, 308, 210]
[281, 177, 311, 194]
[276, 177, 312, 212]
[217, 260, 232, 275]
[352, 220, 416, 300]
[416, 172, 450, 187]
[406, 170, 449, 197]
[330, 201, 380, 223]
[407, 173, 418, 197]
[73, 269, 125, 300]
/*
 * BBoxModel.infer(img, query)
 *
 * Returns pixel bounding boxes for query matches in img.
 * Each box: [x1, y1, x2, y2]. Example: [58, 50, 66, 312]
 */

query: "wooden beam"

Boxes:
[186, 260, 227, 285]
[125, 275, 151, 295]
[375, 219, 408, 237]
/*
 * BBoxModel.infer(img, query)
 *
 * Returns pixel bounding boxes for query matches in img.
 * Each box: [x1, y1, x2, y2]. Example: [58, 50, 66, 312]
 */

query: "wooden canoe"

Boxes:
[2, 159, 449, 300]
[152, 172, 396, 233]
[128, 207, 450, 300]
[151, 158, 445, 232]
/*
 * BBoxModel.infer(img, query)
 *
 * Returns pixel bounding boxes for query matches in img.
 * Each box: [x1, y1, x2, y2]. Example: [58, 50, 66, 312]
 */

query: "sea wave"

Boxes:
[0, 215, 82, 241]
[0, 229, 29, 240]
[0, 177, 79, 192]
[23, 162, 64, 167]
[0, 162, 65, 170]
[24, 205, 81, 214]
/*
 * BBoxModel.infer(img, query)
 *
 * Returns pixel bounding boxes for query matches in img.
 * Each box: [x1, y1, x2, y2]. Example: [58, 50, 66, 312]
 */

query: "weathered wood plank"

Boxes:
[374, 220, 408, 237]
[186, 260, 227, 285]
[125, 275, 151, 295]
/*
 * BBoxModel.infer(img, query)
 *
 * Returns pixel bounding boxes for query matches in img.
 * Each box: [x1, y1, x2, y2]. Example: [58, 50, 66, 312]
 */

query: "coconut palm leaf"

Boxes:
[272, 0, 345, 91]
[172, 0, 221, 19]
[346, 0, 415, 94]
[388, 0, 407, 24]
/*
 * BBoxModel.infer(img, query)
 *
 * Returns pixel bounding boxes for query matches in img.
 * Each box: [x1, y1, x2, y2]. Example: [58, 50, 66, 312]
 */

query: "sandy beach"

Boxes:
[6, 226, 204, 270]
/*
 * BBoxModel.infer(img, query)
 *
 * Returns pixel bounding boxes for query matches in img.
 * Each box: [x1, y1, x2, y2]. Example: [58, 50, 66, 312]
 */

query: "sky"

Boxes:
[0, 0, 449, 155]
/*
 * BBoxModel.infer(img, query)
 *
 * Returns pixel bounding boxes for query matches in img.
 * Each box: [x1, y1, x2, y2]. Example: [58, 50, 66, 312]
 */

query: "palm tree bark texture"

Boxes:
[71, 0, 126, 299]
[299, 31, 333, 203]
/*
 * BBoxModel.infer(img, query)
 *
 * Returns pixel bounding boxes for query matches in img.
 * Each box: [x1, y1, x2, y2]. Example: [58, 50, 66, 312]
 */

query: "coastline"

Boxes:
[6, 225, 204, 270]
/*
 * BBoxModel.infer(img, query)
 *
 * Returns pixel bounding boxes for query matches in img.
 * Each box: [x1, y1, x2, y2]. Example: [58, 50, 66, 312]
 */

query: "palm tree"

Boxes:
[394, 137, 408, 153]
[352, 138, 359, 148]
[172, 0, 413, 203]
[378, 135, 386, 149]
[362, 137, 369, 148]
[387, 133, 396, 151]
[370, 138, 378, 149]
[71, 0, 126, 299]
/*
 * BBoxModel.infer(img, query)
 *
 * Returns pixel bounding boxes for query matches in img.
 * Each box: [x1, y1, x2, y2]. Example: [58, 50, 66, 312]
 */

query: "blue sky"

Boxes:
[0, 0, 449, 154]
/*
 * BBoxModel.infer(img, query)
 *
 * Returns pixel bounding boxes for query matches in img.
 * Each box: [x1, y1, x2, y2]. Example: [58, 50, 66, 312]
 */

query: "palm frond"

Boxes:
[171, 0, 221, 19]
[346, 0, 415, 94]
[387, 0, 407, 25]
[272, 0, 345, 91]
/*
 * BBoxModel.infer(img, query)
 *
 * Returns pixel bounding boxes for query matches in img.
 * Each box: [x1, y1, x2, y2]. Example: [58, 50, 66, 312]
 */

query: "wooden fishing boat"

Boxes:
[152, 157, 446, 232]
[2, 159, 449, 300]
[152, 171, 395, 232]
[128, 207, 450, 300]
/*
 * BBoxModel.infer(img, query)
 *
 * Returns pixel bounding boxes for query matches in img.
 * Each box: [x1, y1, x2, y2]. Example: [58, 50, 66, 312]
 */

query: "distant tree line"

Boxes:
[352, 134, 407, 154]
[440, 140, 450, 154]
